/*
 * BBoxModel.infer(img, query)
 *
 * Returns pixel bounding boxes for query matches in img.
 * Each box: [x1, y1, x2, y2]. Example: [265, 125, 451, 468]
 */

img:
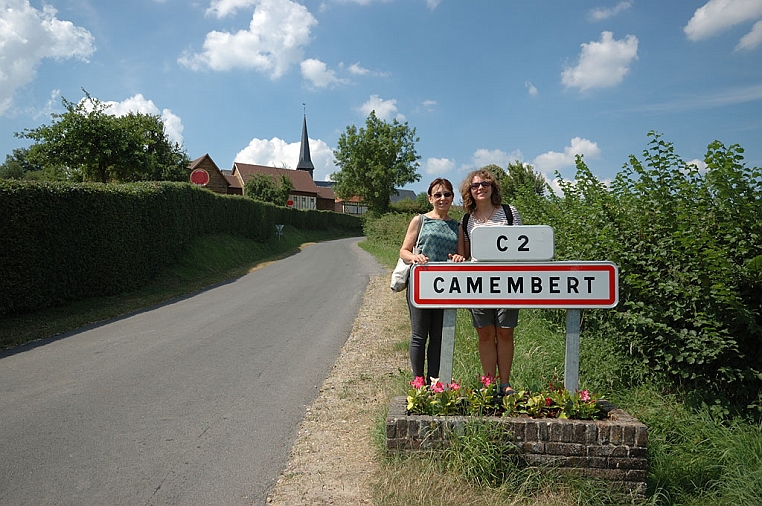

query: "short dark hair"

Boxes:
[427, 178, 454, 195]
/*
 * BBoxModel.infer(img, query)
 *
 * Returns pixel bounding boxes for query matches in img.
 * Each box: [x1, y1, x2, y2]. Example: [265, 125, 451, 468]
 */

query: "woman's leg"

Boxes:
[426, 308, 444, 380]
[496, 326, 515, 389]
[476, 325, 498, 378]
[407, 296, 431, 379]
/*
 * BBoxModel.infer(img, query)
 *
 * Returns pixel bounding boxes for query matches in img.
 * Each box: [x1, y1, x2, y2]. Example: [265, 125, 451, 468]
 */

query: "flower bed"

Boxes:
[387, 384, 648, 497]
[406, 375, 605, 419]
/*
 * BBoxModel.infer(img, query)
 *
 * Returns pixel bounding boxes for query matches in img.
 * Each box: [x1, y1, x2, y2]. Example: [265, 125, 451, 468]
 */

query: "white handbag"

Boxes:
[390, 215, 423, 292]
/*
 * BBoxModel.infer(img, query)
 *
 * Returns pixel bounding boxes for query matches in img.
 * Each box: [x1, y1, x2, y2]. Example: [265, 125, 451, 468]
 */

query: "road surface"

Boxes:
[0, 237, 382, 505]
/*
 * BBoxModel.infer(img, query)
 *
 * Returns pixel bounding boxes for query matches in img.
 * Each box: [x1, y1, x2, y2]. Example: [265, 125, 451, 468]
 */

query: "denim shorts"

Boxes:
[470, 308, 519, 329]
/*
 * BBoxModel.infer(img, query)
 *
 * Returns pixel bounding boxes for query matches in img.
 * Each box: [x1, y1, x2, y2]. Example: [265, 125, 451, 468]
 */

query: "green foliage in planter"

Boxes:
[513, 132, 762, 415]
[406, 376, 605, 420]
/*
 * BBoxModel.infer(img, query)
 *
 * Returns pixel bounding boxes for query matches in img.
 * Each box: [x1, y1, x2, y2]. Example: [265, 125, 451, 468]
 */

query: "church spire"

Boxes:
[296, 108, 315, 178]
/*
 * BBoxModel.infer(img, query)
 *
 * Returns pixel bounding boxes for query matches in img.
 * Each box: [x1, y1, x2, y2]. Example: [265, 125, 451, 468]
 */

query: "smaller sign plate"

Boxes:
[470, 225, 554, 261]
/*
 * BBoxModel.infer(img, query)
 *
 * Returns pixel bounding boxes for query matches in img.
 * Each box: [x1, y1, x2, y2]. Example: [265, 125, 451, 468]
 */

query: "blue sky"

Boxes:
[1, 0, 761, 196]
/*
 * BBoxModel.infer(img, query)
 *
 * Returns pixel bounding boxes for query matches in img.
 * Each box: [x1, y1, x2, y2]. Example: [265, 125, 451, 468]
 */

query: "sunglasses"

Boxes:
[470, 181, 491, 190]
[432, 192, 453, 198]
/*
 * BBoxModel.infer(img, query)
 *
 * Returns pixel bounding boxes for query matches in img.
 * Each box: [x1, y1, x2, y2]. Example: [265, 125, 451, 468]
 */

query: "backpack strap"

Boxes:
[502, 204, 514, 225]
[461, 213, 471, 242]
[461, 204, 514, 242]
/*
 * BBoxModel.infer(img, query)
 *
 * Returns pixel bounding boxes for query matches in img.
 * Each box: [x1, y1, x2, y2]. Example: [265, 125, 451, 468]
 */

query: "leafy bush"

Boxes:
[522, 132, 762, 415]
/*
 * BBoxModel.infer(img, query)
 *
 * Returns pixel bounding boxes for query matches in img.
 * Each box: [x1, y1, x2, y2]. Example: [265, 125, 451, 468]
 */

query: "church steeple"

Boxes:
[296, 111, 315, 178]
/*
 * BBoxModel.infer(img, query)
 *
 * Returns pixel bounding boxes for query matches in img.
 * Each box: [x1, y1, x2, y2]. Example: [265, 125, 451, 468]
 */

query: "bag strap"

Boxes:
[414, 214, 424, 249]
[461, 204, 514, 242]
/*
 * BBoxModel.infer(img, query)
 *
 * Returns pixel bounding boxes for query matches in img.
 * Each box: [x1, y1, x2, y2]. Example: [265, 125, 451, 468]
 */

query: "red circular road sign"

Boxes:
[287, 200, 294, 207]
[190, 169, 210, 186]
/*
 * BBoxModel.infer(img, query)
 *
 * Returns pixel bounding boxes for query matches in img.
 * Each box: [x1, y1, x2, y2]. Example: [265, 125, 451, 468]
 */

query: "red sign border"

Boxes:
[410, 262, 618, 309]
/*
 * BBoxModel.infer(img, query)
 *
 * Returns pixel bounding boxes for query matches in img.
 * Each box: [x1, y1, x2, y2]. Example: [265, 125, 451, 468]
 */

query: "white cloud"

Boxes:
[422, 157, 455, 176]
[0, 0, 95, 116]
[470, 148, 522, 169]
[344, 61, 389, 77]
[532, 137, 601, 173]
[206, 0, 259, 18]
[685, 158, 708, 173]
[358, 95, 406, 121]
[347, 62, 370, 75]
[179, 0, 317, 79]
[588, 1, 633, 21]
[99, 94, 185, 146]
[301, 58, 349, 88]
[234, 136, 336, 181]
[562, 32, 638, 91]
[736, 19, 762, 50]
[525, 80, 539, 96]
[684, 0, 762, 42]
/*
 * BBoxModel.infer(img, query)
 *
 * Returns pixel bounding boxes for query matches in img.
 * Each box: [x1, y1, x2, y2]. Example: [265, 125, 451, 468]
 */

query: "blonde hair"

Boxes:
[459, 169, 502, 213]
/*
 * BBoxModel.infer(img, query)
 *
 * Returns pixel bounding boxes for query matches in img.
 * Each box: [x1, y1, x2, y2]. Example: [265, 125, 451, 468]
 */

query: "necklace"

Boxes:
[473, 207, 496, 223]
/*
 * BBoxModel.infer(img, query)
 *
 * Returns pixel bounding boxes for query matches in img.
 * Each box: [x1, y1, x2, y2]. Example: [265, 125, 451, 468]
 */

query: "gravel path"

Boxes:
[266, 273, 408, 505]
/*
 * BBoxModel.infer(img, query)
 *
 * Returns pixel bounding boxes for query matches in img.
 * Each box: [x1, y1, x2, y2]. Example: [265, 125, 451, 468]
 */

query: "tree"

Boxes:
[0, 148, 42, 179]
[16, 90, 189, 183]
[483, 161, 549, 201]
[331, 111, 421, 214]
[502, 160, 549, 199]
[243, 172, 294, 206]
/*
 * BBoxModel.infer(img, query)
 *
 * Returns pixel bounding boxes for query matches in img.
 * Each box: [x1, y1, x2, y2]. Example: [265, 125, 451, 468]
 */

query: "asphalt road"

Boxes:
[0, 237, 383, 506]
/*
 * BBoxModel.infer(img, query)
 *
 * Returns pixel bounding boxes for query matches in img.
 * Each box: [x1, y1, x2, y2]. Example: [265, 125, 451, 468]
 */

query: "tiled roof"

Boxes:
[232, 163, 321, 194]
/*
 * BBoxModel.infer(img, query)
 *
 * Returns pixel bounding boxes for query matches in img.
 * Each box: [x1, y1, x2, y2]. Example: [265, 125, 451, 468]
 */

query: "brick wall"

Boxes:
[386, 396, 647, 497]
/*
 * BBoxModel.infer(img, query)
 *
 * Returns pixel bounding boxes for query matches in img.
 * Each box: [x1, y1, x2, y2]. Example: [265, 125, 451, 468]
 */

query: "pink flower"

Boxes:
[480, 375, 496, 387]
[448, 381, 461, 391]
[579, 390, 591, 402]
[410, 376, 426, 389]
[431, 380, 445, 393]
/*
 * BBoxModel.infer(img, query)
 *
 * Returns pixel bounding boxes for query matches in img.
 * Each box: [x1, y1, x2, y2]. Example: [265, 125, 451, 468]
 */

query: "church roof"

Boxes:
[296, 115, 315, 172]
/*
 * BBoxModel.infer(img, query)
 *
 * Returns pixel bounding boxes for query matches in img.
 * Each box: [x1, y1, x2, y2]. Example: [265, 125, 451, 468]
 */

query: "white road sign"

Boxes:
[470, 225, 554, 261]
[410, 261, 618, 309]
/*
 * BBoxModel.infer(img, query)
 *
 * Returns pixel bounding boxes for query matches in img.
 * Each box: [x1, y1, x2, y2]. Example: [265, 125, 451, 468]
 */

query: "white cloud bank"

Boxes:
[684, 0, 762, 50]
[562, 31, 639, 91]
[234, 136, 336, 181]
[0, 0, 95, 116]
[532, 137, 601, 174]
[179, 0, 317, 79]
[358, 95, 406, 122]
[102, 94, 184, 146]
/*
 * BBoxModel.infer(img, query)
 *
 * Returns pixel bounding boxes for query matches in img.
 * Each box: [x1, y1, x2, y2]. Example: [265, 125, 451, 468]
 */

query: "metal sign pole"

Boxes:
[438, 309, 457, 385]
[564, 309, 581, 392]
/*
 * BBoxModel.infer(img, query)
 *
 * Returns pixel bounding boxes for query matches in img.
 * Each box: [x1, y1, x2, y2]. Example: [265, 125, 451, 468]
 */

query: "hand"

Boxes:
[413, 253, 429, 264]
[448, 253, 466, 263]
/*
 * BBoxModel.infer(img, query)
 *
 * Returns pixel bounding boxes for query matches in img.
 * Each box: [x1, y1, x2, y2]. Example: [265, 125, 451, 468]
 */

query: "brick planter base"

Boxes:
[386, 396, 647, 497]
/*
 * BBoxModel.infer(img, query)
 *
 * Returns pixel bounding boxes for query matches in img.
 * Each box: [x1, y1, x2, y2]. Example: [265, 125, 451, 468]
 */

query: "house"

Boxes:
[391, 189, 417, 204]
[187, 114, 413, 213]
[188, 154, 241, 195]
[188, 114, 335, 210]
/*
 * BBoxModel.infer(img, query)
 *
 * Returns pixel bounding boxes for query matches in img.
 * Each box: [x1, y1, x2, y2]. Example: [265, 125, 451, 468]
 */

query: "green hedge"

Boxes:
[0, 181, 361, 316]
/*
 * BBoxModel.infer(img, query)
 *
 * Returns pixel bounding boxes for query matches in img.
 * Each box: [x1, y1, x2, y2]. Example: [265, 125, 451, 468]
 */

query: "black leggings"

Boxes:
[407, 291, 443, 380]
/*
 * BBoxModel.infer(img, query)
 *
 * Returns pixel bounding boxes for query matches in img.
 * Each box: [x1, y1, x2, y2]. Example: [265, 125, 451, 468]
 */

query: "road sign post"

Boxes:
[410, 257, 618, 388]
